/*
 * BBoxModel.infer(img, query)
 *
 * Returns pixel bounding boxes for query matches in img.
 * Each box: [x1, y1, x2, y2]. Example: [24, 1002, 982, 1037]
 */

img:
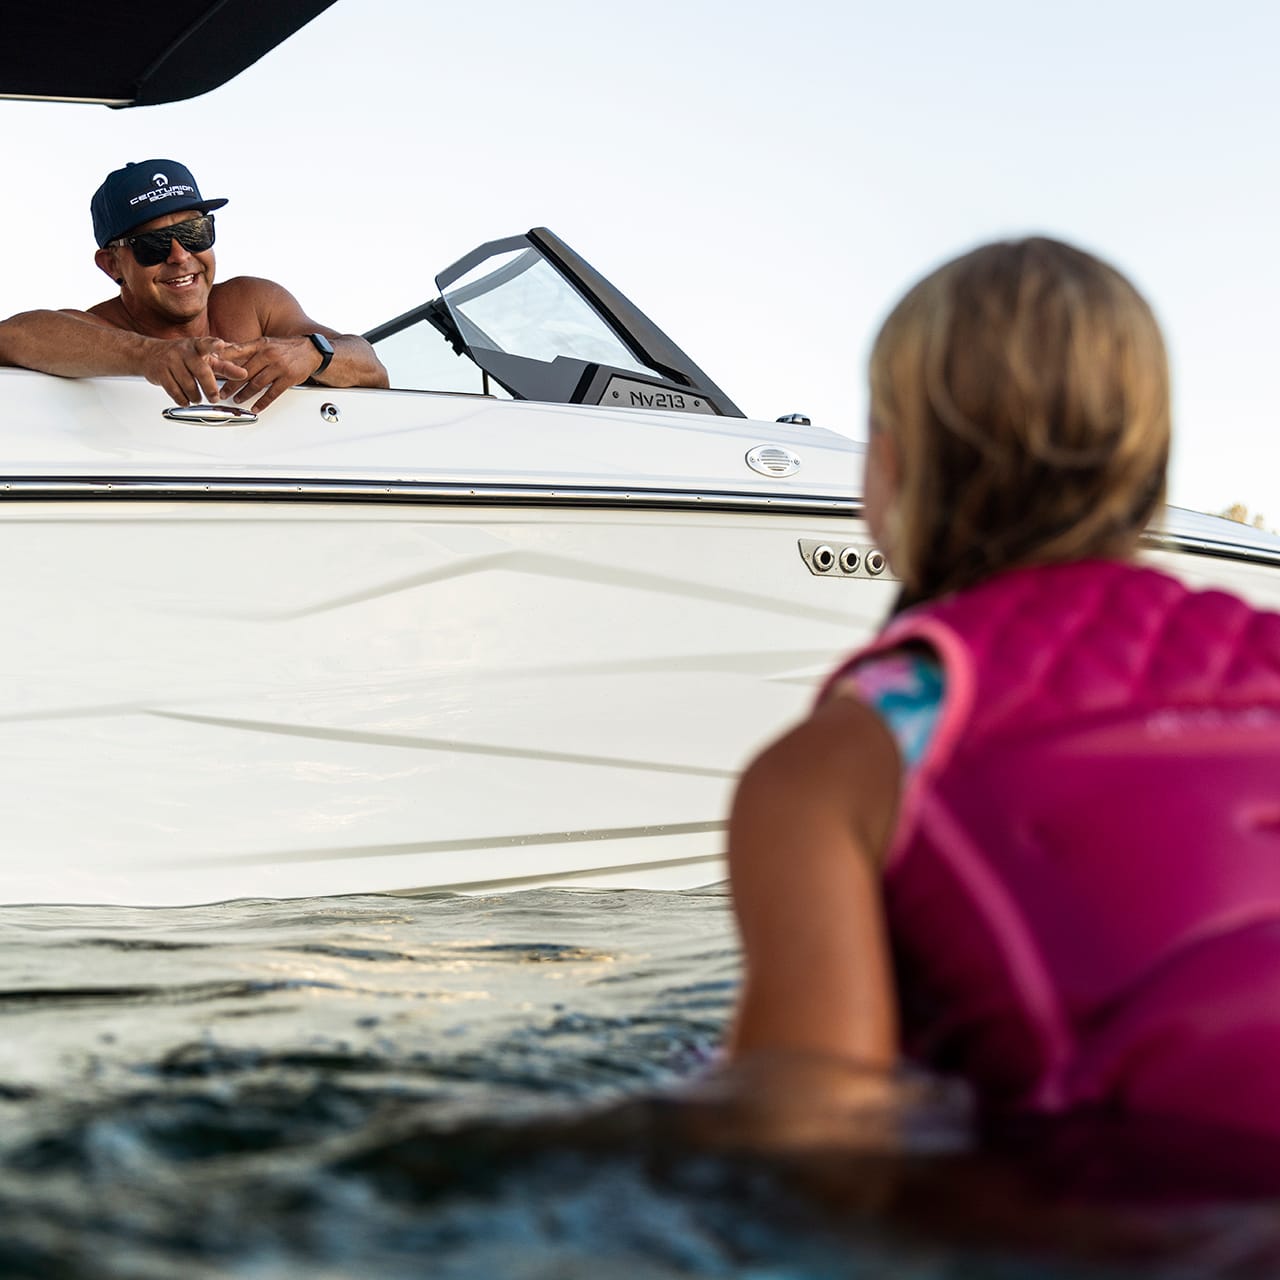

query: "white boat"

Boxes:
[0, 293, 889, 904]
[2, 10, 1279, 906]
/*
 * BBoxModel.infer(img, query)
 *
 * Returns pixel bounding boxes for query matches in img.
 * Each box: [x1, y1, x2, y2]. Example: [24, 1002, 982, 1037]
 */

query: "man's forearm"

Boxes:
[0, 311, 253, 407]
[0, 310, 152, 377]
[312, 334, 390, 389]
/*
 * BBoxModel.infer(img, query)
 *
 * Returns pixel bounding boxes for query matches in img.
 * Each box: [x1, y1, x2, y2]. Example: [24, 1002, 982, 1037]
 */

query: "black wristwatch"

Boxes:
[307, 332, 335, 376]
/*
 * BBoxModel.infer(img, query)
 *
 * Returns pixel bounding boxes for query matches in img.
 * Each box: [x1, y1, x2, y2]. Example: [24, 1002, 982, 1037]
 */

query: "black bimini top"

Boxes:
[0, 0, 338, 106]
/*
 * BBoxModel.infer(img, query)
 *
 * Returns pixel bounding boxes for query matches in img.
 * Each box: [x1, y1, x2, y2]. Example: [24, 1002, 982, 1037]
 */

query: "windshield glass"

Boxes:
[442, 248, 652, 375]
[368, 322, 495, 396]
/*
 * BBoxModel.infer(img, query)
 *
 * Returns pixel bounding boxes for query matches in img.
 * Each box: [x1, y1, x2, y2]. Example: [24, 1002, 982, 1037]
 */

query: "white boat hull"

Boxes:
[3, 490, 893, 904]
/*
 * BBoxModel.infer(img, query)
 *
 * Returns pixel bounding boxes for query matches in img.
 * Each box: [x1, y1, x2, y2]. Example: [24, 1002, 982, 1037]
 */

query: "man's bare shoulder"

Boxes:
[212, 276, 297, 305]
[74, 303, 122, 328]
[209, 276, 314, 340]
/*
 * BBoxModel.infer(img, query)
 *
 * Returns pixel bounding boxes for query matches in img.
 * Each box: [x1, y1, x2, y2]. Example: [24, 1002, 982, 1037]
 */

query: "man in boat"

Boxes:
[0, 159, 388, 411]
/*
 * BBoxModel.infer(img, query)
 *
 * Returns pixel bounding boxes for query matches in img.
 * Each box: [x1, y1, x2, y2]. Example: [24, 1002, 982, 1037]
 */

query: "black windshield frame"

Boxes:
[366, 228, 744, 417]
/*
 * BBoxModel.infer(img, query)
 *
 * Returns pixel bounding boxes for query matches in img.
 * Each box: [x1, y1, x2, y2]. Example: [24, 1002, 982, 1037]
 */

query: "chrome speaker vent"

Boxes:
[745, 444, 801, 478]
[798, 539, 896, 580]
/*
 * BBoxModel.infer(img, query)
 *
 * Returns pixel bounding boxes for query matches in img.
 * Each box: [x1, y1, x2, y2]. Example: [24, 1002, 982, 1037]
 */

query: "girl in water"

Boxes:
[725, 236, 1280, 1144]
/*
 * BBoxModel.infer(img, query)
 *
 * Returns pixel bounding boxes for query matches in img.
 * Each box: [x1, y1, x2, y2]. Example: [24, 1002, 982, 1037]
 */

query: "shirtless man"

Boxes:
[0, 159, 388, 411]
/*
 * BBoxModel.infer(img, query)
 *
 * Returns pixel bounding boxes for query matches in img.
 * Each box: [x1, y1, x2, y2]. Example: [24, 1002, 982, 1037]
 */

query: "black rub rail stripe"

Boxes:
[0, 481, 1276, 568]
[0, 477, 862, 517]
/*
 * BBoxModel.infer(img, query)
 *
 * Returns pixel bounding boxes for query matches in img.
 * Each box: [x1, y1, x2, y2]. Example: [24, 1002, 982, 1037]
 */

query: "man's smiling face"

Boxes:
[97, 209, 216, 329]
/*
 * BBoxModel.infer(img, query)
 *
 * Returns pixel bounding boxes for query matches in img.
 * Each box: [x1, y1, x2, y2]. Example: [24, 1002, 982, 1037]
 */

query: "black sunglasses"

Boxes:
[113, 214, 216, 267]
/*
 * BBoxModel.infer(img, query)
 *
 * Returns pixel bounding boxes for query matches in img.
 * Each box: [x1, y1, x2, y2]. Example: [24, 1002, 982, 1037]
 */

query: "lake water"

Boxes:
[4, 885, 1280, 1279]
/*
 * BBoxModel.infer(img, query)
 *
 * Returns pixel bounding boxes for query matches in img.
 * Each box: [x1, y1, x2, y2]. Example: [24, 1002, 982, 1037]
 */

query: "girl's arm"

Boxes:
[727, 692, 903, 1068]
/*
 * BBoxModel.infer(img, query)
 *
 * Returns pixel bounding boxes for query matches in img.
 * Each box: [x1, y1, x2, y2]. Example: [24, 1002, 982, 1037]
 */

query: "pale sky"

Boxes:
[5, 0, 1277, 523]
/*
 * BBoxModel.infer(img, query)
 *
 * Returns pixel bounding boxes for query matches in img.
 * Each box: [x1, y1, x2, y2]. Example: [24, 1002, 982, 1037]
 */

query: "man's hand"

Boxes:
[139, 336, 252, 408]
[218, 335, 324, 413]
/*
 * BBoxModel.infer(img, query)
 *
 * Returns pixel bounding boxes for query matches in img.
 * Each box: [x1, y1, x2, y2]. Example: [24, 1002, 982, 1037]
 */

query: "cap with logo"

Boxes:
[91, 160, 229, 248]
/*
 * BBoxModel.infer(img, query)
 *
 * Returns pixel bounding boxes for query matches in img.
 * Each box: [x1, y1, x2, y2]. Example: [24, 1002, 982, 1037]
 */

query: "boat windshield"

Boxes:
[365, 228, 744, 416]
[443, 248, 650, 375]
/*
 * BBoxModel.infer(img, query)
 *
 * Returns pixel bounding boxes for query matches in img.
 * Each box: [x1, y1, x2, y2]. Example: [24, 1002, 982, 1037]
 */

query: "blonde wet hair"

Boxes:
[869, 236, 1170, 604]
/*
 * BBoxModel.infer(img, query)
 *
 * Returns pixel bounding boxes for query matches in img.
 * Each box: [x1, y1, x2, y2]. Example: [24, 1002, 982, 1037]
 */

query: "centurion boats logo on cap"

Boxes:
[129, 171, 195, 210]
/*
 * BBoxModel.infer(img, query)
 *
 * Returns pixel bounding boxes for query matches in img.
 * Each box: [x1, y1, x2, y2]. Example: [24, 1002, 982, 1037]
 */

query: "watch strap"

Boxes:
[307, 332, 335, 375]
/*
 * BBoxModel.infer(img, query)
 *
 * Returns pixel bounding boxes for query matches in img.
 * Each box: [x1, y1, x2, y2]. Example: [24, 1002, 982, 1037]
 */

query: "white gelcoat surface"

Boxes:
[0, 371, 891, 903]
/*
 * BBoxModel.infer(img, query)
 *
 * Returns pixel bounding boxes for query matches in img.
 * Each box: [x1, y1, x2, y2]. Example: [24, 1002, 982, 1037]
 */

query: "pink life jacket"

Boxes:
[824, 559, 1280, 1134]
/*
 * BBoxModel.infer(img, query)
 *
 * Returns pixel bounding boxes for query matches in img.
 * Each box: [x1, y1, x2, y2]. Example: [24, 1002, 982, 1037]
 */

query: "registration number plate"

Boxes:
[598, 376, 718, 415]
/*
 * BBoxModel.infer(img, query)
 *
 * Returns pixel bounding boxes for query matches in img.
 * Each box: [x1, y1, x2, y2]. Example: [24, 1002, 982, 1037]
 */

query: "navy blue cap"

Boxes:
[91, 160, 228, 247]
